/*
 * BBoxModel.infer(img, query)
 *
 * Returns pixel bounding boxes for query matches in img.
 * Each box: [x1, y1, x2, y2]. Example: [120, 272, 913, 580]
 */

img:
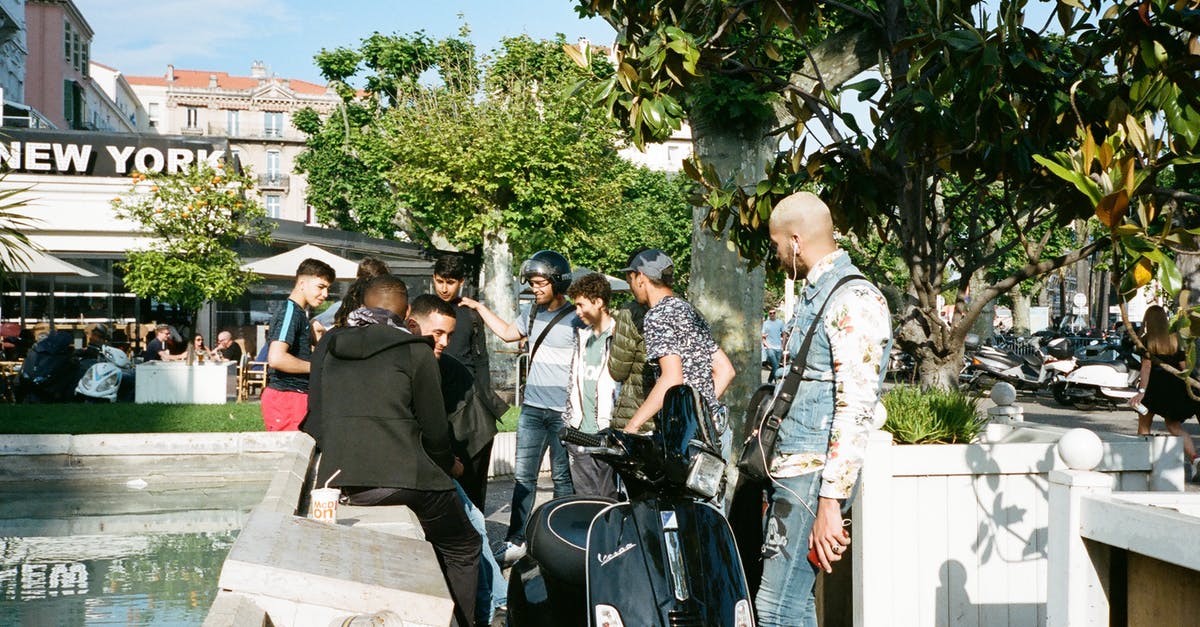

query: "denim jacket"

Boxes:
[774, 250, 891, 500]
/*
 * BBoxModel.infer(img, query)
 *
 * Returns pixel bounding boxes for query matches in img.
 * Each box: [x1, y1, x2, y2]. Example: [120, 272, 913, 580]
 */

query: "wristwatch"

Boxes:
[1137, 387, 1146, 393]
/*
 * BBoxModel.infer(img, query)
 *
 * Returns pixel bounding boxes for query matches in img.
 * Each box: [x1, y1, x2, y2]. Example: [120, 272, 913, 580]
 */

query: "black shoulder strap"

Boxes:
[769, 274, 865, 420]
[528, 305, 573, 365]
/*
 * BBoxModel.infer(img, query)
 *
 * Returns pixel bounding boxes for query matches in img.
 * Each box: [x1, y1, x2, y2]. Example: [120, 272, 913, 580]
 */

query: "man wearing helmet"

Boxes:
[462, 249, 582, 564]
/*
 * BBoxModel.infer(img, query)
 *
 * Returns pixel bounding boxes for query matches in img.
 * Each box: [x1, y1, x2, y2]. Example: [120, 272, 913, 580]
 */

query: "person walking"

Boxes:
[756, 191, 892, 627]
[1131, 304, 1200, 476]
[563, 273, 620, 499]
[433, 254, 505, 510]
[302, 275, 480, 627]
[762, 308, 785, 383]
[461, 250, 580, 564]
[262, 258, 334, 432]
[620, 250, 736, 457]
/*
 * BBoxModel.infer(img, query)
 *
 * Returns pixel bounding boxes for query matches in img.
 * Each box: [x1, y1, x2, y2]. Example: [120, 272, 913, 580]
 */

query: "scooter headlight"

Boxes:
[595, 604, 625, 627]
[734, 598, 755, 627]
[686, 450, 725, 499]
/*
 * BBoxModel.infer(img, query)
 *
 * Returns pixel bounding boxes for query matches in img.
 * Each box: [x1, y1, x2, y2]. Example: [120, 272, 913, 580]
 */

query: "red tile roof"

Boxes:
[125, 68, 330, 95]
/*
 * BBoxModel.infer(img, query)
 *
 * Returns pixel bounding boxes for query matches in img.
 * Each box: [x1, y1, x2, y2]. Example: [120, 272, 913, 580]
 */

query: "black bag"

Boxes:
[19, 330, 79, 403]
[738, 275, 863, 482]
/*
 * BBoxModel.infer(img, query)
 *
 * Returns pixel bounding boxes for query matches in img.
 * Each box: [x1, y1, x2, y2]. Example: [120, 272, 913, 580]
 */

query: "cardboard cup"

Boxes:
[309, 487, 340, 524]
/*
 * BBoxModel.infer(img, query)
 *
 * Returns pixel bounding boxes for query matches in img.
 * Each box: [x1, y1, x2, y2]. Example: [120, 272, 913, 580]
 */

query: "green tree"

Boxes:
[573, 0, 1199, 392]
[112, 162, 272, 330]
[296, 30, 690, 385]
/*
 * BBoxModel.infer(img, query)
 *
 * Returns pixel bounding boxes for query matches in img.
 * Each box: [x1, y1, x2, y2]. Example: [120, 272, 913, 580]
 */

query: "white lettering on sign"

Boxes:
[53, 143, 92, 172]
[134, 147, 164, 173]
[0, 142, 20, 169]
[166, 148, 194, 174]
[199, 149, 225, 168]
[24, 142, 51, 171]
[106, 145, 135, 173]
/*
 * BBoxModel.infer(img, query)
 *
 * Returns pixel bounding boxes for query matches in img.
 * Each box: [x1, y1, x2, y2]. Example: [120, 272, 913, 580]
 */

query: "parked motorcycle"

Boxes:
[506, 384, 755, 627]
[960, 334, 1075, 394]
[1051, 343, 1141, 409]
[76, 344, 134, 402]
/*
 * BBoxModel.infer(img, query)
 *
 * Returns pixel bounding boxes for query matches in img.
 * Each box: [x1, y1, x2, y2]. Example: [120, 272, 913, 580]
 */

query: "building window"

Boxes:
[63, 22, 71, 60]
[263, 111, 282, 137]
[265, 194, 281, 219]
[185, 106, 199, 129]
[148, 102, 159, 128]
[226, 109, 239, 136]
[265, 150, 280, 177]
[72, 32, 80, 71]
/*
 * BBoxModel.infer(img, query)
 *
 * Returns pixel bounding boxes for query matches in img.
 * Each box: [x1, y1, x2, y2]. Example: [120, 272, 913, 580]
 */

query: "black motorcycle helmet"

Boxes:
[520, 250, 572, 294]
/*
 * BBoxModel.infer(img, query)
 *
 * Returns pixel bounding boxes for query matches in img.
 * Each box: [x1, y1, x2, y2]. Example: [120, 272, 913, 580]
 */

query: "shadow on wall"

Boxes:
[937, 559, 1044, 625]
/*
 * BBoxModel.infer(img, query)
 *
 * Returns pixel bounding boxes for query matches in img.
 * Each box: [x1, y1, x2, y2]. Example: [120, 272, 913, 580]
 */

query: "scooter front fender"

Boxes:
[586, 497, 753, 627]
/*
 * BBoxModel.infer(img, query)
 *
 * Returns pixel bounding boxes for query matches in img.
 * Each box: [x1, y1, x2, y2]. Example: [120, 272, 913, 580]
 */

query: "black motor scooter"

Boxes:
[506, 384, 756, 627]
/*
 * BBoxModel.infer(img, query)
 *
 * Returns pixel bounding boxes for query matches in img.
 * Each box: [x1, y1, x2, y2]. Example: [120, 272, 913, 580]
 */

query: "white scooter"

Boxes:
[1051, 344, 1141, 409]
[76, 345, 133, 402]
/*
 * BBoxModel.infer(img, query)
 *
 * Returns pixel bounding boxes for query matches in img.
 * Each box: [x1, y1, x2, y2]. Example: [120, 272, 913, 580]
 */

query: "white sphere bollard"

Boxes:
[1057, 428, 1104, 470]
[990, 381, 1017, 407]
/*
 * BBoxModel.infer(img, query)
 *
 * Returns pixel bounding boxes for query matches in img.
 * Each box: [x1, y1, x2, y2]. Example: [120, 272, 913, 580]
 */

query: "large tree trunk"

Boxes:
[1012, 291, 1033, 335]
[480, 224, 518, 395]
[688, 117, 774, 436]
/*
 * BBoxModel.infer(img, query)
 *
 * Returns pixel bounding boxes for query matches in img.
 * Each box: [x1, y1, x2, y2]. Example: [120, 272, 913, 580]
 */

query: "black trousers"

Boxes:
[457, 441, 494, 512]
[346, 486, 481, 626]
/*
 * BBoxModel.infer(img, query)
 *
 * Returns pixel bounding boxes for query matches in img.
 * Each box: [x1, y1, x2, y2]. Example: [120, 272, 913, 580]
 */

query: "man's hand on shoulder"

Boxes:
[459, 297, 480, 310]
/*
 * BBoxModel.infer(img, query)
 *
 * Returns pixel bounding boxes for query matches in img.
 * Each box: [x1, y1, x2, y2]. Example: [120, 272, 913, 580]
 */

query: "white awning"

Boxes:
[0, 247, 97, 276]
[240, 243, 360, 281]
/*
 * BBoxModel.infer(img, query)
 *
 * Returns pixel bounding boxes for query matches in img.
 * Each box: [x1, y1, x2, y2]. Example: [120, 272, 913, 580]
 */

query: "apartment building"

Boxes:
[125, 62, 341, 223]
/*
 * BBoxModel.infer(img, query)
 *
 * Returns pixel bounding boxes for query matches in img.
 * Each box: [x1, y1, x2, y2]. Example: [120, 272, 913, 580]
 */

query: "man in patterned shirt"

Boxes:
[620, 249, 736, 455]
[756, 191, 891, 627]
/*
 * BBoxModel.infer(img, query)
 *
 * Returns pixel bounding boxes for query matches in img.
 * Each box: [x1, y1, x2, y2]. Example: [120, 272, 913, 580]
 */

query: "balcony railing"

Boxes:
[258, 174, 289, 192]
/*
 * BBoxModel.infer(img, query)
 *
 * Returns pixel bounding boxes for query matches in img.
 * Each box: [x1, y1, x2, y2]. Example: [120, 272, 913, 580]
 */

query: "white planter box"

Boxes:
[852, 422, 1183, 627]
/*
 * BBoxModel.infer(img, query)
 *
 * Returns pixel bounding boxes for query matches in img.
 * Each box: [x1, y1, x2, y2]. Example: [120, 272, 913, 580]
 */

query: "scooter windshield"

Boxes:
[656, 385, 713, 473]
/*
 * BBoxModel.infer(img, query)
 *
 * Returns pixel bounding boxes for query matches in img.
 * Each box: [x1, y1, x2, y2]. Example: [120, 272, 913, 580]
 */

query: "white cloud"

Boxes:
[79, 0, 301, 76]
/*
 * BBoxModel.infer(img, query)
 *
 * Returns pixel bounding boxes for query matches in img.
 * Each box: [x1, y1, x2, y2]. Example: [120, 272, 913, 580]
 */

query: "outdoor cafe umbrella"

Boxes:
[0, 247, 98, 325]
[239, 243, 360, 281]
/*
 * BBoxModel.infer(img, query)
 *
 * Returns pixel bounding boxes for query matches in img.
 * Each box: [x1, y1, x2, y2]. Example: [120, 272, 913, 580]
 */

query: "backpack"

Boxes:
[20, 331, 79, 402]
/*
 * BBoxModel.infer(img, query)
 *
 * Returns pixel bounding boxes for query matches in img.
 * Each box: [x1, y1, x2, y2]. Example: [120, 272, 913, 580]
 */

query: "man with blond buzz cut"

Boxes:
[755, 191, 892, 627]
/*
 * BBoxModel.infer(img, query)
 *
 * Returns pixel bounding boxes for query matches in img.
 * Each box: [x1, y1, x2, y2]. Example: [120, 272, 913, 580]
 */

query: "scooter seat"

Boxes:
[525, 495, 617, 586]
[1077, 359, 1127, 373]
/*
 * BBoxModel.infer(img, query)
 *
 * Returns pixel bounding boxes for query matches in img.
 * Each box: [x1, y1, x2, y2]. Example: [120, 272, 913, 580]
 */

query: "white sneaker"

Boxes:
[494, 541, 526, 564]
[1190, 457, 1200, 483]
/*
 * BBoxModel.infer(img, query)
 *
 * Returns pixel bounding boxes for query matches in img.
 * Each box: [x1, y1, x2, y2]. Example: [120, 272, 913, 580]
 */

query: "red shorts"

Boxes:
[261, 387, 308, 432]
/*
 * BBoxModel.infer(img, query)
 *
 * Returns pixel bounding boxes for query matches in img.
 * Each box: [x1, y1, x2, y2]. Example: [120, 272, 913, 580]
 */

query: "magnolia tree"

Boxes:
[570, 0, 1200, 394]
[112, 162, 273, 331]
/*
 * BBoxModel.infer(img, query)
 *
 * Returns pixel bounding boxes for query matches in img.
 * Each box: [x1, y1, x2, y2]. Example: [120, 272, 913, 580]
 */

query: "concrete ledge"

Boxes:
[0, 434, 72, 455]
[218, 509, 453, 627]
[203, 590, 274, 627]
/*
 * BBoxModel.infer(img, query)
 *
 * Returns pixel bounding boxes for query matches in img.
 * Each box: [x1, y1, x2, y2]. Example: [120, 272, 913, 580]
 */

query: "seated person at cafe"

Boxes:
[211, 331, 243, 362]
[142, 324, 185, 362]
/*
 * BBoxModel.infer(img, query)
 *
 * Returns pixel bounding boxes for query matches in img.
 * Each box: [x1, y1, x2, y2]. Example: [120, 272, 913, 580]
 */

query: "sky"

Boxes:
[78, 0, 618, 84]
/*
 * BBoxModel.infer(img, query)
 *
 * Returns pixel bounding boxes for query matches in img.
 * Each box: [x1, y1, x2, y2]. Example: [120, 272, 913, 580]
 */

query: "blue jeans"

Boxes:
[765, 348, 783, 382]
[456, 482, 506, 624]
[505, 405, 574, 544]
[755, 470, 823, 627]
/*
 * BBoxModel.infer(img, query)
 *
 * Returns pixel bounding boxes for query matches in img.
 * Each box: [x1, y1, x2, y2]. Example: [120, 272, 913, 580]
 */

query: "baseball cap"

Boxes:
[619, 249, 674, 280]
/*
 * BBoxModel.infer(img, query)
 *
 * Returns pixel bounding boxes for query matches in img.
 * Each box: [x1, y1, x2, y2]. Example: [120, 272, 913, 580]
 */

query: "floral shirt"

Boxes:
[770, 250, 891, 500]
[644, 295, 720, 412]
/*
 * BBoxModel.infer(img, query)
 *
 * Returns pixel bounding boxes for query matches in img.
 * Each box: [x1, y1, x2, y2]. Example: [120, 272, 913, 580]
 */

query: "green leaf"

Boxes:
[1033, 155, 1102, 205]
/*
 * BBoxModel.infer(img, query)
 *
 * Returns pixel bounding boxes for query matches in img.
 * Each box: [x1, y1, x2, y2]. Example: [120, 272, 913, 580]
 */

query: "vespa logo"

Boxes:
[597, 542, 636, 566]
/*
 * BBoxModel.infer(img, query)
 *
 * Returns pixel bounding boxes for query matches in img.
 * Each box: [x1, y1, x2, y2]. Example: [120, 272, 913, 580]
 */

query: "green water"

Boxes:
[0, 531, 237, 626]
[0, 477, 271, 625]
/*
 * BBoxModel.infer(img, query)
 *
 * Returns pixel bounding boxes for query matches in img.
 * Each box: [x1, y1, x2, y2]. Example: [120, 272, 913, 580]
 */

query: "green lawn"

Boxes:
[0, 402, 265, 434]
[0, 402, 522, 435]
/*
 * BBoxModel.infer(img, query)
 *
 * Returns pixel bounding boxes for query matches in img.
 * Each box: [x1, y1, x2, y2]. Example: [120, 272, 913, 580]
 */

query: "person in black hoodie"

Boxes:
[303, 274, 479, 626]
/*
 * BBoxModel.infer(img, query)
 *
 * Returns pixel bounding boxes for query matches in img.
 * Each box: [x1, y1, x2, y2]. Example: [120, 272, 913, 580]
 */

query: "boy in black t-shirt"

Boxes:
[261, 258, 334, 431]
